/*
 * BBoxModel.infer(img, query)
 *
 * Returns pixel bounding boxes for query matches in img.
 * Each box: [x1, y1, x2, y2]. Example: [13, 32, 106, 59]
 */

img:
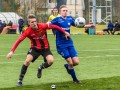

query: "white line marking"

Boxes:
[1, 48, 120, 57]
[80, 49, 120, 52]
[1, 49, 120, 64]
[0, 53, 26, 56]
[0, 54, 120, 64]
[80, 54, 120, 58]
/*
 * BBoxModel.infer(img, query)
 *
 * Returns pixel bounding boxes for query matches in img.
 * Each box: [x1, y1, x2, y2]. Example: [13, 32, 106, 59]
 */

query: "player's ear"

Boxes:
[27, 20, 30, 25]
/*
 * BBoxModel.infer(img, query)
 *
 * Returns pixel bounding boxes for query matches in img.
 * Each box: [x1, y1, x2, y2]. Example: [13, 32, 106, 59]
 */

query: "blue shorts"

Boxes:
[57, 46, 78, 59]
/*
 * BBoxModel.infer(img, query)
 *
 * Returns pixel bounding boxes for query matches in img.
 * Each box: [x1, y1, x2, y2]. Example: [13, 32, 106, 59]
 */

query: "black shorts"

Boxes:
[27, 48, 53, 62]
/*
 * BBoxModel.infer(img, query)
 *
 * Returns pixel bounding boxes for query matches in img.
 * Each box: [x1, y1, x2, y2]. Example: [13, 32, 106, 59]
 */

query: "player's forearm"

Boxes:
[11, 39, 22, 53]
[11, 34, 26, 52]
[49, 25, 65, 34]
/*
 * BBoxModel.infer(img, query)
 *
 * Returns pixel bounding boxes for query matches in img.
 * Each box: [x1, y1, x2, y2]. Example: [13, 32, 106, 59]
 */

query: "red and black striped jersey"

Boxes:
[11, 23, 65, 52]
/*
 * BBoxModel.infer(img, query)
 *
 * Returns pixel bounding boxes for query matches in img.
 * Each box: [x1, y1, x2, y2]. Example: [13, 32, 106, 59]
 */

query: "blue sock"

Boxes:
[69, 68, 77, 81]
[64, 64, 70, 74]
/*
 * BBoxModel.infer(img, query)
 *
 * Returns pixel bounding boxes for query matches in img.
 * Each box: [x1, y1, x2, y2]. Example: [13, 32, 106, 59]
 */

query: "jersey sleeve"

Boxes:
[11, 29, 29, 52]
[38, 23, 65, 34]
[70, 16, 75, 26]
[48, 24, 65, 34]
[50, 17, 58, 25]
[39, 23, 49, 30]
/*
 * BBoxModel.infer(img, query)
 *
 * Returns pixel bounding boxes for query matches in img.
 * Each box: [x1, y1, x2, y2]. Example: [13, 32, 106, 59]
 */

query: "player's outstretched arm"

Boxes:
[64, 31, 70, 40]
[48, 24, 70, 37]
[6, 34, 26, 59]
[6, 51, 13, 59]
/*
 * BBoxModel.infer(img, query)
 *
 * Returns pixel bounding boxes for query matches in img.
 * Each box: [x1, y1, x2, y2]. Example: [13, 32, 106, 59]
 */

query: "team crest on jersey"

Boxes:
[68, 23, 70, 26]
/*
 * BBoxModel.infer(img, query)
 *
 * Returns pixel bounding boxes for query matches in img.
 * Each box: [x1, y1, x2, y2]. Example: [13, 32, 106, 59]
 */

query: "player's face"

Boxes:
[53, 9, 58, 15]
[29, 18, 38, 30]
[60, 7, 68, 17]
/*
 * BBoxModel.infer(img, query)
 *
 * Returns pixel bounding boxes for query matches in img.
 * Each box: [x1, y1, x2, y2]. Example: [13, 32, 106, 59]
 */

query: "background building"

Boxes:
[48, 0, 84, 17]
[66, 0, 84, 17]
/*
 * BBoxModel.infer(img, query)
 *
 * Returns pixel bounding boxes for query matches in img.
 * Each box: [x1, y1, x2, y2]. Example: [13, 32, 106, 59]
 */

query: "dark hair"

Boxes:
[53, 7, 58, 10]
[109, 20, 111, 23]
[52, 7, 59, 15]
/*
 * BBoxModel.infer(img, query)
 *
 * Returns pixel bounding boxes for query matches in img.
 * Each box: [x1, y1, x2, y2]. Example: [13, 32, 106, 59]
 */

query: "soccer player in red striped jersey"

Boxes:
[6, 14, 70, 86]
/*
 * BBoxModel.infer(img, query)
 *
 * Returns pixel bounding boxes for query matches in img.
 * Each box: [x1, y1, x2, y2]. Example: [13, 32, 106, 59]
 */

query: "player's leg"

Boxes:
[37, 49, 53, 78]
[68, 46, 80, 83]
[112, 28, 115, 35]
[19, 26, 22, 34]
[17, 48, 39, 86]
[58, 47, 79, 83]
[110, 28, 113, 35]
[52, 29, 56, 36]
[107, 29, 111, 34]
[104, 29, 109, 34]
[57, 47, 71, 74]
[17, 54, 33, 86]
[66, 58, 80, 84]
[56, 46, 80, 83]
[20, 26, 24, 34]
[69, 46, 79, 66]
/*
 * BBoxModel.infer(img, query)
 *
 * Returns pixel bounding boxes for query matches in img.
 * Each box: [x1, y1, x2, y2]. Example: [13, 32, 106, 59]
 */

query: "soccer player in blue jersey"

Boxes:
[50, 5, 80, 84]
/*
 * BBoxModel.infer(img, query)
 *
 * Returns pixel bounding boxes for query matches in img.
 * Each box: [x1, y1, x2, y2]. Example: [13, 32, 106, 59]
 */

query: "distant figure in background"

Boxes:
[3, 21, 7, 27]
[0, 20, 3, 33]
[1, 23, 13, 34]
[112, 20, 120, 35]
[0, 20, 3, 26]
[8, 20, 13, 26]
[84, 23, 95, 34]
[18, 17, 24, 34]
[48, 7, 60, 35]
[103, 20, 114, 35]
[48, 0, 55, 8]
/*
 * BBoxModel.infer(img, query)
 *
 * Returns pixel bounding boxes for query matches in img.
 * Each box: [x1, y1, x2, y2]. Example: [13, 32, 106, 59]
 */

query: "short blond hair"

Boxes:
[27, 14, 36, 20]
[59, 5, 67, 11]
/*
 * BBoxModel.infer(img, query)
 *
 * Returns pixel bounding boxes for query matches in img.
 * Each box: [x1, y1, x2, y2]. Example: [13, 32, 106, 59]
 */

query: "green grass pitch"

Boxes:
[0, 34, 120, 90]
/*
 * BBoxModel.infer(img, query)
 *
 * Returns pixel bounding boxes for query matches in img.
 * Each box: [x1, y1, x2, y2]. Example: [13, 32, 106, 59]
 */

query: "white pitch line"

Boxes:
[1, 48, 120, 57]
[0, 48, 120, 64]
[0, 53, 26, 56]
[80, 49, 120, 52]
[0, 54, 120, 64]
[79, 54, 120, 58]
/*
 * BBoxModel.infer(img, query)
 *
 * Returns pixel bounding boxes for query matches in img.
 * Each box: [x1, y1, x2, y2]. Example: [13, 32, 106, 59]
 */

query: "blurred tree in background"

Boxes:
[1, 0, 120, 23]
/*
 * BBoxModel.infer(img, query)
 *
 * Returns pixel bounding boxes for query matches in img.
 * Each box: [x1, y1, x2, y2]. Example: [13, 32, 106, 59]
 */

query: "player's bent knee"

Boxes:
[75, 60, 79, 65]
[24, 60, 31, 66]
[72, 57, 79, 66]
[47, 59, 53, 65]
[46, 55, 54, 65]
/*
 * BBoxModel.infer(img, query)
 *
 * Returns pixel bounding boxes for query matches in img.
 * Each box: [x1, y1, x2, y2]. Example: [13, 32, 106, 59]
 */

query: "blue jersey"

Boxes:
[51, 16, 75, 47]
[107, 22, 114, 29]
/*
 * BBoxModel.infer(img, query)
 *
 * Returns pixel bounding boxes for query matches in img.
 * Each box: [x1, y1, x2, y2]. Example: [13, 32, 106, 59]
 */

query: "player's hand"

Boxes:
[65, 32, 70, 40]
[46, 21, 50, 24]
[6, 51, 13, 59]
